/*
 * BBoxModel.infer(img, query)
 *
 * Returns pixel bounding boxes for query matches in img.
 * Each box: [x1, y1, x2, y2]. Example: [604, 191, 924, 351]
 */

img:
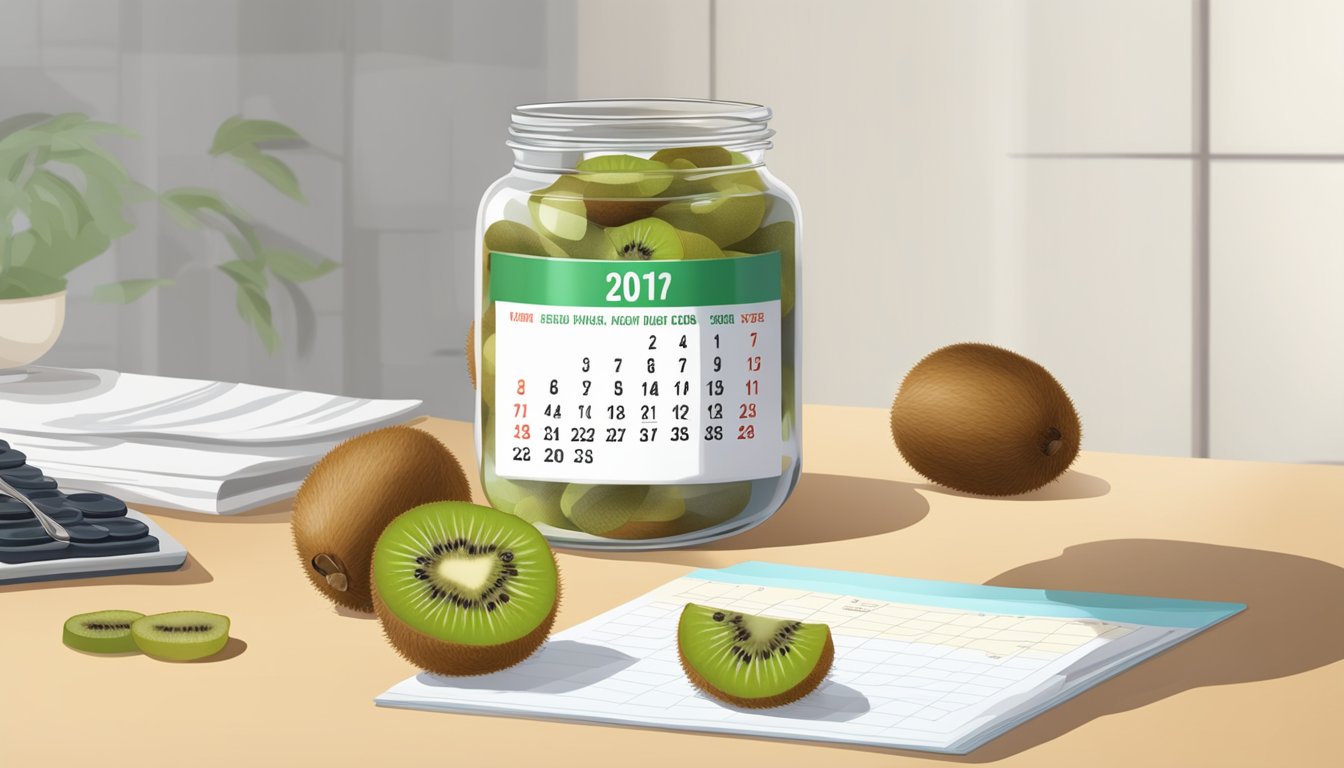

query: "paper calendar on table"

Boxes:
[375, 562, 1243, 754]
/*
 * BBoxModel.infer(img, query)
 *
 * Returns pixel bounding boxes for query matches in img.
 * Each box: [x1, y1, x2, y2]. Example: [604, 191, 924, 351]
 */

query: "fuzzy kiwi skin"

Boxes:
[291, 426, 472, 612]
[371, 557, 561, 676]
[890, 343, 1081, 496]
[678, 630, 835, 709]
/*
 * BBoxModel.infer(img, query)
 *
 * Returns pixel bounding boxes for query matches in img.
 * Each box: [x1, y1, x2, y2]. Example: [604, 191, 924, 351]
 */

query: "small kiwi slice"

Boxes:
[678, 604, 834, 708]
[63, 610, 145, 654]
[675, 228, 725, 261]
[292, 426, 473, 612]
[728, 221, 795, 315]
[651, 145, 733, 169]
[466, 320, 476, 389]
[575, 154, 673, 198]
[560, 483, 646, 535]
[599, 485, 687, 539]
[527, 176, 591, 243]
[654, 182, 766, 247]
[130, 611, 231, 661]
[482, 220, 568, 301]
[890, 343, 1082, 495]
[605, 218, 684, 261]
[371, 501, 560, 675]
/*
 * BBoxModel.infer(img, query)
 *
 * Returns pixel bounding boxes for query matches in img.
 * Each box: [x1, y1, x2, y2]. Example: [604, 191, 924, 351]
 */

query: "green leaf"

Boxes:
[218, 258, 268, 292]
[26, 199, 61, 245]
[226, 146, 304, 201]
[161, 187, 261, 255]
[27, 170, 90, 238]
[210, 117, 303, 156]
[0, 178, 27, 213]
[261, 247, 336, 283]
[33, 113, 90, 134]
[19, 223, 112, 278]
[93, 278, 173, 303]
[0, 114, 52, 141]
[234, 283, 279, 353]
[0, 265, 67, 299]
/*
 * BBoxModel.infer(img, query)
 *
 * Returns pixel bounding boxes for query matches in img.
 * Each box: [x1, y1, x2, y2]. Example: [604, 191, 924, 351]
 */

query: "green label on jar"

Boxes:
[489, 251, 781, 308]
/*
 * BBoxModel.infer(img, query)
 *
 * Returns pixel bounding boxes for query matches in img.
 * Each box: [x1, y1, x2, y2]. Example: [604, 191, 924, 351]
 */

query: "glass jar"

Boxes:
[473, 99, 801, 549]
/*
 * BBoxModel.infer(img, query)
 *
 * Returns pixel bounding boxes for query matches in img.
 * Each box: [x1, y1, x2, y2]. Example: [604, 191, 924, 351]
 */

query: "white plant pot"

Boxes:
[0, 291, 66, 369]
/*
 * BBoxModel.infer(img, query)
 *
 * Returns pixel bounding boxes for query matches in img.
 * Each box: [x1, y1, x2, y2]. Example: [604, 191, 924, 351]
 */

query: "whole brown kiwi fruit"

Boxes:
[292, 426, 473, 612]
[890, 343, 1081, 495]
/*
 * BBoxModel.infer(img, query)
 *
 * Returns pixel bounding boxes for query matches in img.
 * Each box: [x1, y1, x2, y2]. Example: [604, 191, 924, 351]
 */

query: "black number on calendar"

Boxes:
[670, 426, 689, 442]
[704, 425, 723, 441]
[607, 404, 625, 419]
[707, 379, 724, 396]
[673, 404, 689, 420]
[739, 403, 757, 419]
[576, 404, 592, 419]
[714, 334, 720, 348]
[646, 357, 656, 374]
[737, 425, 756, 440]
[512, 446, 531, 461]
[582, 356, 590, 372]
[707, 403, 723, 420]
[544, 404, 561, 418]
[648, 335, 657, 350]
[641, 404, 656, 421]
[573, 449, 593, 464]
[582, 380, 592, 396]
[544, 448, 564, 463]
[613, 381, 623, 396]
[679, 357, 687, 373]
[679, 335, 688, 348]
[713, 356, 722, 372]
[642, 381, 659, 396]
[640, 427, 657, 442]
[605, 428, 626, 442]
[543, 426, 560, 441]
[674, 380, 690, 396]
[614, 357, 623, 372]
[549, 379, 559, 395]
[571, 427, 595, 442]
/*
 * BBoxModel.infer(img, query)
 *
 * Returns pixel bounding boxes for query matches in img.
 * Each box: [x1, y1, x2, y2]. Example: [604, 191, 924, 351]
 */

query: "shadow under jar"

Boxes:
[474, 99, 802, 550]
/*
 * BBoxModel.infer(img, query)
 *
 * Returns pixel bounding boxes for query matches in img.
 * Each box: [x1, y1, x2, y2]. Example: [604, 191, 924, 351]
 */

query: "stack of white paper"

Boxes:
[0, 367, 421, 513]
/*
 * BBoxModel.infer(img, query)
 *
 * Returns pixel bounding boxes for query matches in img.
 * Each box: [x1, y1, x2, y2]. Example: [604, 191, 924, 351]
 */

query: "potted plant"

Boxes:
[0, 112, 336, 368]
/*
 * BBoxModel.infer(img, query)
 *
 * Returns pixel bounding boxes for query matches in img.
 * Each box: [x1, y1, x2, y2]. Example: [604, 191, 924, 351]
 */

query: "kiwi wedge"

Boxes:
[890, 343, 1081, 495]
[131, 611, 231, 661]
[605, 218, 684, 261]
[654, 182, 766, 247]
[678, 604, 834, 708]
[371, 501, 560, 675]
[63, 610, 145, 654]
[291, 426, 472, 612]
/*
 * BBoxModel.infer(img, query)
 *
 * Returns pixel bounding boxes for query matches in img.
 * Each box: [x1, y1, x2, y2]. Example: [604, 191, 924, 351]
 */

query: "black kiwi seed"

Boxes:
[712, 612, 725, 622]
[415, 556, 431, 565]
[499, 593, 510, 604]
[486, 602, 496, 612]
[414, 568, 428, 580]
[500, 551, 514, 563]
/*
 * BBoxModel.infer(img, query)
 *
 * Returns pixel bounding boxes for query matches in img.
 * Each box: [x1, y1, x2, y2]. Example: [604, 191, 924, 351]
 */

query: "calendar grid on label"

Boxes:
[493, 301, 783, 484]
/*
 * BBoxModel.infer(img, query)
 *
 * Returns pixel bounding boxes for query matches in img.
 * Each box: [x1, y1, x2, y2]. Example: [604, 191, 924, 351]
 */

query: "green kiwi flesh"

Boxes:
[63, 610, 145, 654]
[890, 343, 1081, 495]
[728, 221, 795, 316]
[130, 611, 231, 661]
[371, 501, 560, 675]
[654, 182, 766, 246]
[606, 218, 684, 260]
[678, 603, 834, 708]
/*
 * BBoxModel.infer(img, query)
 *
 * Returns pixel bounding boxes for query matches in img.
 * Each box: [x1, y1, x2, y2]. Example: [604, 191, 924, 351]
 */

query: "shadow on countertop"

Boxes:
[928, 539, 1344, 762]
[569, 472, 929, 567]
[914, 469, 1111, 502]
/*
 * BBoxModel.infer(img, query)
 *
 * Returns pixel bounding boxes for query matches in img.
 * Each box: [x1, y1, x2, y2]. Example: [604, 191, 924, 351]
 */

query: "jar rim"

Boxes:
[507, 98, 775, 153]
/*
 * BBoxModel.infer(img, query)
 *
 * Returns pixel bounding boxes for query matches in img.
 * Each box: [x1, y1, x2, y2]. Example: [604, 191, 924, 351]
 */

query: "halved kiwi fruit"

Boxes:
[678, 604, 834, 708]
[63, 610, 145, 654]
[131, 611, 231, 661]
[291, 426, 472, 612]
[371, 501, 560, 675]
[605, 218, 684, 261]
[890, 343, 1081, 495]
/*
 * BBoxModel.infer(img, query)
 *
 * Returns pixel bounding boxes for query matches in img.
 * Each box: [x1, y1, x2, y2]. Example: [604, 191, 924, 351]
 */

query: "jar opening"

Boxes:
[508, 98, 774, 172]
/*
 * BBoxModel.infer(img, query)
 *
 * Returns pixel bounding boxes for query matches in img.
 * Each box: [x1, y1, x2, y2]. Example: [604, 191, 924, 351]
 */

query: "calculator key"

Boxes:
[62, 524, 112, 544]
[70, 535, 160, 558]
[0, 541, 71, 564]
[0, 505, 83, 528]
[0, 525, 62, 546]
[94, 518, 150, 541]
[64, 493, 129, 519]
[0, 448, 26, 469]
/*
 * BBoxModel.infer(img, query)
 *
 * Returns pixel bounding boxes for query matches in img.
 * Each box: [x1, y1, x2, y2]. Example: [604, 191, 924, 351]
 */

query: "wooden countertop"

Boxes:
[5, 405, 1342, 766]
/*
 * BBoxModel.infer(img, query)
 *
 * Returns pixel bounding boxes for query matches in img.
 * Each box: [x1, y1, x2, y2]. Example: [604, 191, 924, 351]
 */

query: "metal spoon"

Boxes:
[0, 476, 71, 543]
